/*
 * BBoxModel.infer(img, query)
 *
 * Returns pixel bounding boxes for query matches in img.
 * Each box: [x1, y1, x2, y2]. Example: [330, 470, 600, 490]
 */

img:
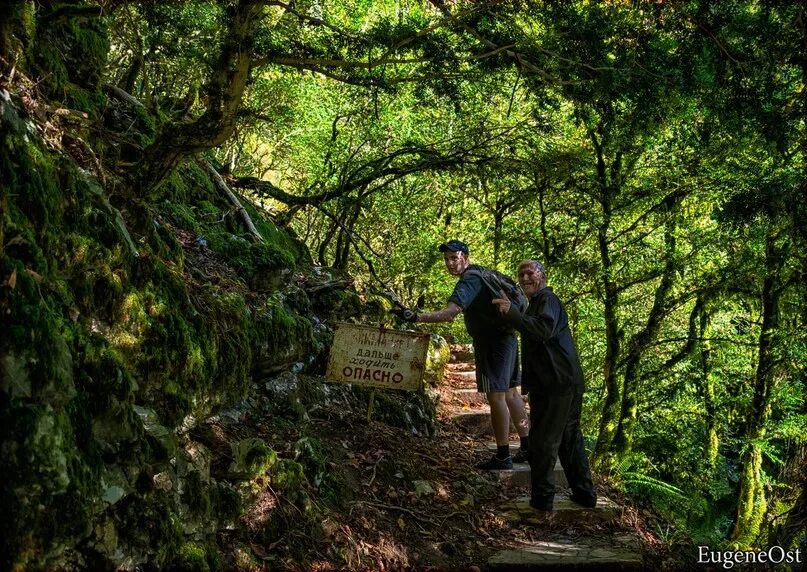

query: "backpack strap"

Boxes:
[463, 265, 499, 297]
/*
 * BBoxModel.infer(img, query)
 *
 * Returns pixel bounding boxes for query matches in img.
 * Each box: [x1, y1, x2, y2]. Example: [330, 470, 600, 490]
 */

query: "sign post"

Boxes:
[326, 323, 431, 420]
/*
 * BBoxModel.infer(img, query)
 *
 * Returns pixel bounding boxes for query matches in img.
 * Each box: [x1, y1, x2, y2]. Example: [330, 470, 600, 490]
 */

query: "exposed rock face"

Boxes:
[0, 27, 312, 572]
[0, 7, 450, 569]
[0, 102, 325, 566]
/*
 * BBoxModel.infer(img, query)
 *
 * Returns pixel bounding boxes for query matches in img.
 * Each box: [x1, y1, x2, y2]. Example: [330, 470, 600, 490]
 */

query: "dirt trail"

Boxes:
[222, 344, 674, 570]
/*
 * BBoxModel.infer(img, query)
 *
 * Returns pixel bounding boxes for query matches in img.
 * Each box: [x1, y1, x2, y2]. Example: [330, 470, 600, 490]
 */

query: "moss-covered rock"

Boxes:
[424, 333, 450, 385]
[174, 540, 220, 572]
[229, 438, 278, 479]
[271, 459, 306, 492]
[293, 436, 328, 488]
[253, 295, 315, 375]
[212, 481, 242, 524]
[1, 5, 439, 568]
[116, 491, 184, 568]
[0, 84, 323, 569]
[30, 3, 109, 115]
[102, 93, 157, 163]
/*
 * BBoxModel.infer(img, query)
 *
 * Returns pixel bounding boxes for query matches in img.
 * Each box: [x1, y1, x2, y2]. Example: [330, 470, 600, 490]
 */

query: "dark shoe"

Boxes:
[477, 454, 513, 470]
[529, 497, 554, 511]
[512, 448, 529, 464]
[570, 492, 597, 508]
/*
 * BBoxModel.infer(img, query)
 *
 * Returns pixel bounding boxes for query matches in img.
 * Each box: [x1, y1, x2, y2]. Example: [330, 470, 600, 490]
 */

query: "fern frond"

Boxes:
[623, 471, 688, 504]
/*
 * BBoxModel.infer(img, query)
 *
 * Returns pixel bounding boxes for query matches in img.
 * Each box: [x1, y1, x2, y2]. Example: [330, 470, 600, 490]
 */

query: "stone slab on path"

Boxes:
[480, 443, 569, 488]
[451, 411, 520, 436]
[447, 369, 478, 385]
[451, 388, 488, 407]
[488, 535, 643, 570]
[495, 466, 568, 489]
[449, 344, 475, 362]
[446, 361, 476, 373]
[451, 410, 494, 435]
[501, 495, 621, 525]
[490, 463, 532, 488]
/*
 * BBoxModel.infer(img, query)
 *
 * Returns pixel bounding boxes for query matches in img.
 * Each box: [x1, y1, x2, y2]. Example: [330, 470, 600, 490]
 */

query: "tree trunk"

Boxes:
[334, 201, 360, 271]
[697, 300, 719, 475]
[613, 215, 678, 454]
[201, 160, 263, 242]
[318, 219, 337, 266]
[492, 208, 503, 269]
[537, 182, 551, 263]
[730, 232, 783, 546]
[732, 443, 766, 547]
[591, 134, 621, 468]
[132, 0, 266, 196]
[768, 444, 806, 549]
[119, 52, 143, 95]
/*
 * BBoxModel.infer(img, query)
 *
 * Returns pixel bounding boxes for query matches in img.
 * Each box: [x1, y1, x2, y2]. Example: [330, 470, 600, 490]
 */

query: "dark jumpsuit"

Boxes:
[503, 286, 596, 508]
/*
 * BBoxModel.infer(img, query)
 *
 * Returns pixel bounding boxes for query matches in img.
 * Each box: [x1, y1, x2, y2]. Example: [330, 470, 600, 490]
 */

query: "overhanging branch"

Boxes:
[233, 137, 504, 207]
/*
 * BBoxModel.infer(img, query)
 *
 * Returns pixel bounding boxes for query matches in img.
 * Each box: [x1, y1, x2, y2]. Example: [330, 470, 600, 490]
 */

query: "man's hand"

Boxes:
[391, 307, 419, 322]
[492, 289, 511, 315]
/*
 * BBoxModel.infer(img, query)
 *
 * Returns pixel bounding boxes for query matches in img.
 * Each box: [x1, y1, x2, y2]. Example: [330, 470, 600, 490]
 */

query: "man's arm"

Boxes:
[416, 302, 463, 323]
[503, 295, 560, 340]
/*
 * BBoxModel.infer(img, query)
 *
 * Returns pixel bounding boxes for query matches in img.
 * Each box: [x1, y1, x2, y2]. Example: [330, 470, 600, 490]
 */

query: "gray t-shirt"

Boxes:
[449, 266, 514, 340]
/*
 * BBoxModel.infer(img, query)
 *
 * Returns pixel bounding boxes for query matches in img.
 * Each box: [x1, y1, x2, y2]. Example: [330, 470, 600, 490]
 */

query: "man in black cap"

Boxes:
[395, 240, 530, 469]
[492, 259, 597, 510]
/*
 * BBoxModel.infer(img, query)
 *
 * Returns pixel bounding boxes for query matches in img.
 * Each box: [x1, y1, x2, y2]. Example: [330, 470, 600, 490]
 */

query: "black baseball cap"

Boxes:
[438, 240, 469, 255]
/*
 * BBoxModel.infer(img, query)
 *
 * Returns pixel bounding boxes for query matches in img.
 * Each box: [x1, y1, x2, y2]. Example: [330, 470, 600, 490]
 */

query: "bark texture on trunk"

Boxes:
[730, 233, 783, 546]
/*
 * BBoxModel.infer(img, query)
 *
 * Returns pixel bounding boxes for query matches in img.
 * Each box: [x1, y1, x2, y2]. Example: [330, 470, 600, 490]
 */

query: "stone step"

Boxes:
[451, 411, 519, 436]
[446, 361, 476, 373]
[451, 410, 493, 435]
[480, 443, 568, 488]
[447, 370, 478, 384]
[451, 388, 487, 407]
[488, 535, 643, 570]
[500, 495, 621, 525]
[488, 463, 532, 488]
[449, 345, 475, 362]
[450, 388, 527, 411]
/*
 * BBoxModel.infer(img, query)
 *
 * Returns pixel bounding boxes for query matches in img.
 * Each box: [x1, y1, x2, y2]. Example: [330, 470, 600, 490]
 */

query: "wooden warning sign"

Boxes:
[326, 323, 431, 391]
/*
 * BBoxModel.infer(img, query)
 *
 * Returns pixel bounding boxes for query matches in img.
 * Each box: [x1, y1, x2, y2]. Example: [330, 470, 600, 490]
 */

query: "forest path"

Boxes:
[438, 345, 645, 570]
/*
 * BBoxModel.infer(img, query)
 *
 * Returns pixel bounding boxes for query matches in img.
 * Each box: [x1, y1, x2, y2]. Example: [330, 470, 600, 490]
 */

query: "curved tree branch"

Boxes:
[232, 140, 500, 207]
[200, 159, 264, 242]
[132, 0, 272, 194]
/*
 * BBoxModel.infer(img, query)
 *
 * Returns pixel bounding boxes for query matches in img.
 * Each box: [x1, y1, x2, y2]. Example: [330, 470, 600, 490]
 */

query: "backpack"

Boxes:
[465, 264, 528, 316]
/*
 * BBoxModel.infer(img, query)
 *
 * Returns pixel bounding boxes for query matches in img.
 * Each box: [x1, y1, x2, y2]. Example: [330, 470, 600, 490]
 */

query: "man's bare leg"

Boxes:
[476, 391, 515, 469]
[505, 387, 529, 437]
[487, 391, 511, 446]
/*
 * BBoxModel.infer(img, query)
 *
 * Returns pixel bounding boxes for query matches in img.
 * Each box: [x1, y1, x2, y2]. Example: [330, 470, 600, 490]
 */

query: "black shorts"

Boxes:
[473, 334, 520, 393]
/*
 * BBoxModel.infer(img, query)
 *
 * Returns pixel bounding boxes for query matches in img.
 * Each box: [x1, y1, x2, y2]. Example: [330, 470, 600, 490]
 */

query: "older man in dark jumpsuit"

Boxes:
[493, 259, 597, 510]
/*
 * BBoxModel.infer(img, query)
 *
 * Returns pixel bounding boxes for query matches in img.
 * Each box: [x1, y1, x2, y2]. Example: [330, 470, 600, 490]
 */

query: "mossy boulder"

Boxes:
[115, 492, 184, 568]
[133, 405, 178, 460]
[424, 334, 449, 386]
[271, 459, 306, 492]
[0, 89, 322, 569]
[174, 540, 220, 572]
[30, 3, 109, 115]
[293, 437, 328, 488]
[229, 438, 278, 479]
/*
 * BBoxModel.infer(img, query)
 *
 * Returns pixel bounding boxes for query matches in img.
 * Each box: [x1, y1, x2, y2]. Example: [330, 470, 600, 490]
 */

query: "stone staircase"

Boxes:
[488, 536, 644, 571]
[442, 345, 644, 570]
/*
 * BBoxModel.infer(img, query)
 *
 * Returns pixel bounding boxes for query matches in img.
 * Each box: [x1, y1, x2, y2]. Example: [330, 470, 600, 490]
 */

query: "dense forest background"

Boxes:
[1, 0, 805, 569]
